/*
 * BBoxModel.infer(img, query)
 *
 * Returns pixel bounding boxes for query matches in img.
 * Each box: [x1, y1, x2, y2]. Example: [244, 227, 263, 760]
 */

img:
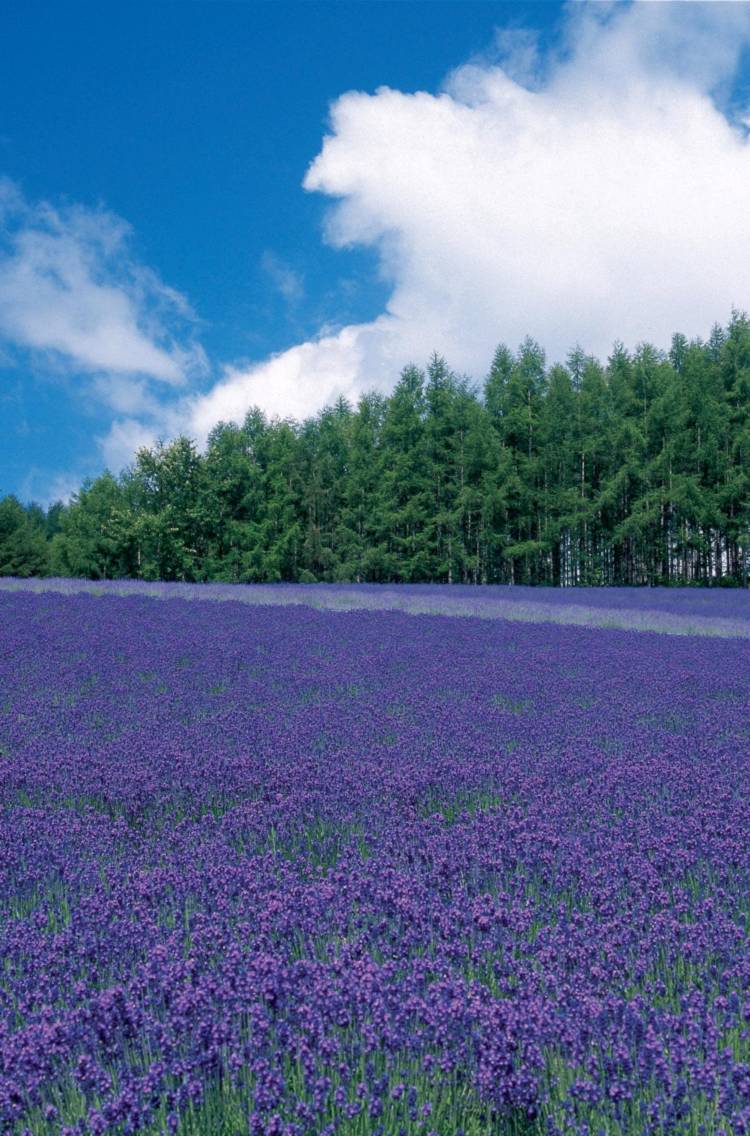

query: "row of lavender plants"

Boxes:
[1, 591, 750, 1135]
[2, 578, 750, 638]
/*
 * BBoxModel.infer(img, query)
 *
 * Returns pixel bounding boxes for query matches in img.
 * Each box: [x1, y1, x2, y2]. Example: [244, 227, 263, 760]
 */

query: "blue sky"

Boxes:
[2, 1, 750, 504]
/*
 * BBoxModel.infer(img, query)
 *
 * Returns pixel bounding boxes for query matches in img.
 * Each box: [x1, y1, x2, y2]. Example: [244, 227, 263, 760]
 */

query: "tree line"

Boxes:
[4, 311, 750, 587]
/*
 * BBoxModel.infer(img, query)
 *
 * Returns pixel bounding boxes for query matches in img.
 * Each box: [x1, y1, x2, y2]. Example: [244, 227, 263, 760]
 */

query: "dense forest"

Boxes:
[4, 311, 750, 587]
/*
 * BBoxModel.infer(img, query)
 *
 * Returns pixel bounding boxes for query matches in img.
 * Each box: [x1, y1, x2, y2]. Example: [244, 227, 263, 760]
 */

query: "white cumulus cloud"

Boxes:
[177, 0, 750, 445]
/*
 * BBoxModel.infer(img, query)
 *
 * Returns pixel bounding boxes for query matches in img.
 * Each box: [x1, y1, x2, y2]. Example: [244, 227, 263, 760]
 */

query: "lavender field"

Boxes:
[3, 580, 750, 639]
[2, 587, 750, 1136]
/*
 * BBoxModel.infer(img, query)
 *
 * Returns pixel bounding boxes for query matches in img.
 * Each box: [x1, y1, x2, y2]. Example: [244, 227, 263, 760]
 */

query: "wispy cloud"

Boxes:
[98, 417, 160, 475]
[0, 179, 205, 386]
[261, 249, 304, 306]
[19, 465, 86, 507]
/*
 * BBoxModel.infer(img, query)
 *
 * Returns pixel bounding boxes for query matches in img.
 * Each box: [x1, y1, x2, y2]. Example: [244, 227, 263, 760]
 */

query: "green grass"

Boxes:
[16, 1048, 542, 1136]
[492, 694, 532, 715]
[418, 789, 505, 826]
